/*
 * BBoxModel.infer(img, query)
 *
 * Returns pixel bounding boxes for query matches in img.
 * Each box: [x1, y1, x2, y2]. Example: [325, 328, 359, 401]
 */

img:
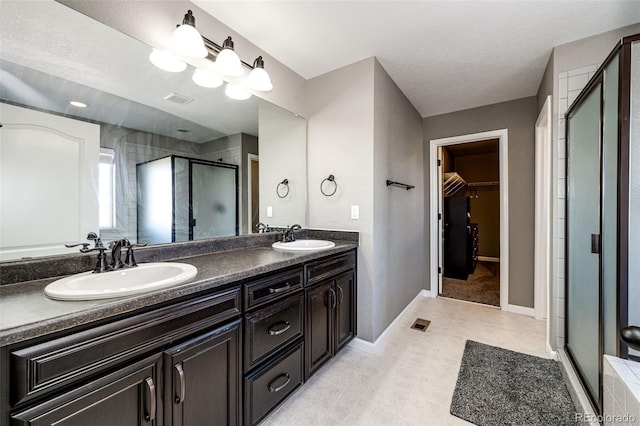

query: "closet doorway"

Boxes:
[441, 140, 500, 306]
[429, 129, 509, 309]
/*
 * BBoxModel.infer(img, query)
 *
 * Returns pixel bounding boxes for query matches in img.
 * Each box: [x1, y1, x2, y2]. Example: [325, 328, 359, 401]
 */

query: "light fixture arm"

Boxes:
[200, 35, 255, 69]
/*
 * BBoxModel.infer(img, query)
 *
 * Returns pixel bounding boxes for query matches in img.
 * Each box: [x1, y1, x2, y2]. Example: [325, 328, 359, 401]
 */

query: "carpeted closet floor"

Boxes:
[441, 261, 500, 306]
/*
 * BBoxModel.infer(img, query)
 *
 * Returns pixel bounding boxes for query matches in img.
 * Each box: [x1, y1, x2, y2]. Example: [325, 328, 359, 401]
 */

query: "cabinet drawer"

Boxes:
[244, 268, 303, 310]
[305, 251, 355, 285]
[244, 342, 303, 425]
[10, 287, 240, 408]
[244, 293, 304, 370]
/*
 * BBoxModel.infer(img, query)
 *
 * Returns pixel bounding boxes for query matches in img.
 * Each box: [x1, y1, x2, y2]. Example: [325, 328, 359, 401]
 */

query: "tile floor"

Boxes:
[262, 295, 548, 426]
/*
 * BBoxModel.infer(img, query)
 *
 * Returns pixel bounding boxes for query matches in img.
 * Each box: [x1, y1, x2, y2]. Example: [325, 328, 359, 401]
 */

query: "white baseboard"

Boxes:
[477, 256, 500, 262]
[505, 304, 535, 317]
[546, 342, 558, 360]
[349, 289, 430, 354]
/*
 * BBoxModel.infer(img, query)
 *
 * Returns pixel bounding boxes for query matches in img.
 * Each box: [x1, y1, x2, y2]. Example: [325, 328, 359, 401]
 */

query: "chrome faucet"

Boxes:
[282, 224, 302, 243]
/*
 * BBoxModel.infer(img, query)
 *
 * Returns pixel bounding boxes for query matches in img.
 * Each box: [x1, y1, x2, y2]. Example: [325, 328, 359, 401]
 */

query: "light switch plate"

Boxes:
[351, 205, 359, 220]
[267, 206, 273, 217]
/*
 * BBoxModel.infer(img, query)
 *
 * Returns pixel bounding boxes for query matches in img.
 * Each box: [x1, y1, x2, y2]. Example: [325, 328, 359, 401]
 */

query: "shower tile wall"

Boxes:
[556, 64, 599, 350]
[603, 355, 640, 424]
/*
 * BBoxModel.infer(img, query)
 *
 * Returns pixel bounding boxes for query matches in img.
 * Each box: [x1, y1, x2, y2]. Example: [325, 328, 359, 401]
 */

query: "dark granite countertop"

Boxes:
[0, 242, 357, 347]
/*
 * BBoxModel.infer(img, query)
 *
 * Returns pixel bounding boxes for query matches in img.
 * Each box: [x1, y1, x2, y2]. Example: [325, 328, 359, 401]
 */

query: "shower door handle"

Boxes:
[591, 234, 600, 254]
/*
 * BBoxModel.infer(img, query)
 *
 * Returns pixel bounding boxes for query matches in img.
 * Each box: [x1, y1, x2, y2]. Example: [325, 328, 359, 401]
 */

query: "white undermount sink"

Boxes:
[272, 239, 335, 253]
[44, 262, 198, 301]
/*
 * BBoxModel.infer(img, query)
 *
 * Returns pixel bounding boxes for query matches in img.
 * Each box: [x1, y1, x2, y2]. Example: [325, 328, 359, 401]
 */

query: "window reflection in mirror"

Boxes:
[0, 0, 306, 262]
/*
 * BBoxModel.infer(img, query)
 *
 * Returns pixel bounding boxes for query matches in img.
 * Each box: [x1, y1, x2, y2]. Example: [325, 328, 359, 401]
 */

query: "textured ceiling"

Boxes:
[194, 0, 640, 117]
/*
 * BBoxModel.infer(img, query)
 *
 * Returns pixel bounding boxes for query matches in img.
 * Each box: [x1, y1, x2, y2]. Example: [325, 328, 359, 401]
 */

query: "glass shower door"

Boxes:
[566, 84, 602, 405]
[192, 162, 238, 239]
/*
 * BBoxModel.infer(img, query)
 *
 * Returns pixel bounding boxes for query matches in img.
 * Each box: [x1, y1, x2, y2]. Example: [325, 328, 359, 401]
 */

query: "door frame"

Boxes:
[535, 95, 554, 355]
[247, 153, 259, 233]
[429, 129, 509, 310]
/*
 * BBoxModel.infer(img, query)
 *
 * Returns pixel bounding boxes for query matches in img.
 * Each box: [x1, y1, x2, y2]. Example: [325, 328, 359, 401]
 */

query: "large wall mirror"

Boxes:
[0, 1, 307, 261]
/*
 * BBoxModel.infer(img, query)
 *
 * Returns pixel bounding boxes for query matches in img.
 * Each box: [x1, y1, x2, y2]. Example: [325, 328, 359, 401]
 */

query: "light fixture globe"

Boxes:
[149, 49, 187, 72]
[248, 56, 273, 91]
[225, 83, 251, 100]
[171, 10, 207, 58]
[192, 68, 223, 88]
[215, 37, 244, 77]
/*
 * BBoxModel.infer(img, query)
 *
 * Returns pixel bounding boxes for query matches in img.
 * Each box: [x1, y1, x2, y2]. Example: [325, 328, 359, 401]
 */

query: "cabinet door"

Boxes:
[335, 271, 356, 352]
[305, 280, 333, 379]
[164, 319, 241, 426]
[11, 354, 161, 426]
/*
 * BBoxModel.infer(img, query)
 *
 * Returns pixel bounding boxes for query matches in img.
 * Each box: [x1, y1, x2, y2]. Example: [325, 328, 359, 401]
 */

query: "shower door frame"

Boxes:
[564, 34, 638, 413]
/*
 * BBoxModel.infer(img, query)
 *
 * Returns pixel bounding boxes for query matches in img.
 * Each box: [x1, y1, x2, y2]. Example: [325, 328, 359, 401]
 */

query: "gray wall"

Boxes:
[308, 58, 376, 341]
[307, 57, 424, 343]
[423, 97, 538, 307]
[372, 59, 425, 339]
[259, 102, 307, 228]
[537, 53, 553, 113]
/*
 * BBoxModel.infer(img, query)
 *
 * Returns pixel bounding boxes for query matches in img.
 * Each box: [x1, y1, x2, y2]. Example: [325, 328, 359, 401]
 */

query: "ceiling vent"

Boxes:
[163, 92, 193, 105]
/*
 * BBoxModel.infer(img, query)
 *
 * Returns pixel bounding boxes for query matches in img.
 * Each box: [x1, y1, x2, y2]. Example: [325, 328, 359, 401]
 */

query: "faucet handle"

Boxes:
[124, 242, 147, 267]
[65, 242, 90, 251]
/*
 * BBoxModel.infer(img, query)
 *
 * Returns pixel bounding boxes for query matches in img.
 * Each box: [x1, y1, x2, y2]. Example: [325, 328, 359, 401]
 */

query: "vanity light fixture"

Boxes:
[192, 68, 223, 88]
[247, 56, 273, 92]
[214, 37, 244, 77]
[150, 10, 274, 100]
[171, 10, 207, 59]
[69, 100, 88, 108]
[224, 83, 252, 100]
[149, 49, 187, 73]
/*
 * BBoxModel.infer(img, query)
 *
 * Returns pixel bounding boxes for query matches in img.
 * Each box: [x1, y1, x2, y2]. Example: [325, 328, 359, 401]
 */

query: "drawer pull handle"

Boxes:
[329, 288, 337, 309]
[268, 321, 291, 336]
[337, 285, 344, 305]
[174, 364, 186, 404]
[144, 377, 156, 422]
[268, 373, 291, 393]
[269, 283, 291, 294]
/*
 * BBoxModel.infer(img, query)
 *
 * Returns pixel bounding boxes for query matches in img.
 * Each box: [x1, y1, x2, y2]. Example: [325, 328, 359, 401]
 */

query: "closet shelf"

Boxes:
[467, 181, 499, 188]
[443, 172, 467, 197]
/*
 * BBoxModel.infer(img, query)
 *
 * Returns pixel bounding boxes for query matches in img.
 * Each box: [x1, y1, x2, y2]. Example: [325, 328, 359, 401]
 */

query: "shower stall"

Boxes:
[137, 156, 239, 245]
[565, 34, 639, 412]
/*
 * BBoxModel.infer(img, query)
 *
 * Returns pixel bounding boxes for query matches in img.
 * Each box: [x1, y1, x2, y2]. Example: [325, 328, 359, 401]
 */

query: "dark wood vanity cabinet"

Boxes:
[305, 253, 357, 379]
[5, 287, 242, 426]
[2, 248, 357, 426]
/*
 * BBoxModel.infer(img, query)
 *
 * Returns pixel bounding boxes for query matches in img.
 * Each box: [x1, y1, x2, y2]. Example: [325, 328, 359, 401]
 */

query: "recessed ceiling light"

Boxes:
[69, 100, 88, 108]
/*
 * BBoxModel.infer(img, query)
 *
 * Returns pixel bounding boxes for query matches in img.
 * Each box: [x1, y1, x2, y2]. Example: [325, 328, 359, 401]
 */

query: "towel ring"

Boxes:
[320, 174, 337, 197]
[276, 179, 290, 198]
